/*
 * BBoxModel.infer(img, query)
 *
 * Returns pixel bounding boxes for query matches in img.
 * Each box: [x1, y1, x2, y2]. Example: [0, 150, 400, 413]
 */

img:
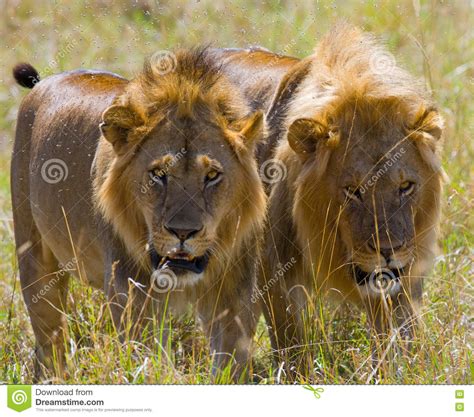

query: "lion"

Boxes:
[11, 48, 266, 380]
[215, 25, 445, 361]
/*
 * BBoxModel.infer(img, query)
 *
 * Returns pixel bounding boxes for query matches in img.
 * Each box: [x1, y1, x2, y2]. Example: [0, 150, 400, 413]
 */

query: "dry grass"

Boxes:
[0, 0, 472, 384]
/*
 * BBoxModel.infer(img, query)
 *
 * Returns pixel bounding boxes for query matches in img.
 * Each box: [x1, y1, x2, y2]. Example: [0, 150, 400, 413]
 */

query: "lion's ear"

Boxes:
[410, 107, 446, 177]
[228, 110, 265, 152]
[100, 105, 145, 155]
[412, 107, 444, 141]
[288, 117, 339, 159]
[237, 110, 264, 148]
[288, 118, 319, 156]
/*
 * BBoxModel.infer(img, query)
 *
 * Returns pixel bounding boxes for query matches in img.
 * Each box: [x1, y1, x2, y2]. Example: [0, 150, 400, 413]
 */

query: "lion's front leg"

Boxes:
[258, 251, 307, 377]
[104, 243, 155, 341]
[198, 282, 258, 382]
[364, 279, 423, 379]
[365, 279, 422, 340]
[203, 305, 257, 381]
[18, 238, 70, 381]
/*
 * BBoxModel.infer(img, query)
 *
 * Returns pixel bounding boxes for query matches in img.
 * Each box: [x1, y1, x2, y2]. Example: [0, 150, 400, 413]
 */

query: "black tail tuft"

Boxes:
[13, 63, 40, 89]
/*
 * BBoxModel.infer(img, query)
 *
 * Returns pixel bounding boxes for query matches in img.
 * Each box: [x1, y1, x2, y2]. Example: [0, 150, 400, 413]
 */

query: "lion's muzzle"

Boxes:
[149, 245, 210, 275]
[352, 264, 403, 297]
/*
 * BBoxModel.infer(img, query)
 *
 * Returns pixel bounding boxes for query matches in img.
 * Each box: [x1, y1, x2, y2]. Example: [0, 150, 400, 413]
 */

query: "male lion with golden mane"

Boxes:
[216, 24, 445, 364]
[11, 48, 265, 380]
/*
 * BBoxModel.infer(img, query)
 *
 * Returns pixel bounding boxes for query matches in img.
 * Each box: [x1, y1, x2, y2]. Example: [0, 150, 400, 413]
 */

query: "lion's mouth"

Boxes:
[352, 264, 403, 285]
[149, 246, 210, 274]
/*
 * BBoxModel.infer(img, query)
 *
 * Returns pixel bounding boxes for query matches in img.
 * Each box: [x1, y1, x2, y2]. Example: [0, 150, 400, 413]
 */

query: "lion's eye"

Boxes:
[205, 170, 221, 185]
[400, 181, 415, 196]
[149, 168, 167, 184]
[344, 185, 362, 201]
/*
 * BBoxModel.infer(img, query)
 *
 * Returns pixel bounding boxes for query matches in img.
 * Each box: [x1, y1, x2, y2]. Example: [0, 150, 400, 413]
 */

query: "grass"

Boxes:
[0, 0, 472, 384]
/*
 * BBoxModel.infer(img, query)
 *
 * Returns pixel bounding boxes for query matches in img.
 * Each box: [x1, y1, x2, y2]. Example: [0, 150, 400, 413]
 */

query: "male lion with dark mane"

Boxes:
[11, 48, 265, 380]
[216, 24, 445, 364]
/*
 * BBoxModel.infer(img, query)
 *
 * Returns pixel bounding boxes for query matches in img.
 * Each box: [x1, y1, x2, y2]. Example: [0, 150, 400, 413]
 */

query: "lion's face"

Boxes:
[287, 101, 444, 298]
[94, 48, 266, 288]
[328, 130, 432, 295]
[130, 118, 250, 285]
[97, 100, 265, 288]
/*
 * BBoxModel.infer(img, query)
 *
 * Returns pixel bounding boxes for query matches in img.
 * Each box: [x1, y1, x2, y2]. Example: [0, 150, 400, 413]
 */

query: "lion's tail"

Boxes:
[12, 63, 40, 89]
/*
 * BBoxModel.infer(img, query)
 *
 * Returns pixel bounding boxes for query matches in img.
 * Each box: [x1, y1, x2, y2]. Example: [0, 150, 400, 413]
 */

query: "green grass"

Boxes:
[0, 0, 472, 384]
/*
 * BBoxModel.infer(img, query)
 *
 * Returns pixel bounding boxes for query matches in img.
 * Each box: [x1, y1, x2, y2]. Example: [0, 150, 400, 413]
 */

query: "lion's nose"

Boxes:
[367, 241, 404, 261]
[165, 226, 202, 242]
